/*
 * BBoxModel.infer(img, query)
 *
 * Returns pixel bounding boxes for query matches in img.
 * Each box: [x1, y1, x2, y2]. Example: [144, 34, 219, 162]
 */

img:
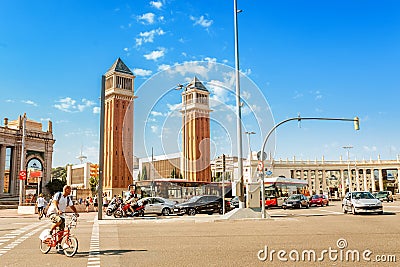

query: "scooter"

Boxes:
[106, 197, 122, 216]
[113, 200, 147, 218]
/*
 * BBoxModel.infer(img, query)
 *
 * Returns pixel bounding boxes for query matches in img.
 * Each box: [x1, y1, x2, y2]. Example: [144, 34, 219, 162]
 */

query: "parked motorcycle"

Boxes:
[113, 200, 147, 218]
[106, 197, 122, 216]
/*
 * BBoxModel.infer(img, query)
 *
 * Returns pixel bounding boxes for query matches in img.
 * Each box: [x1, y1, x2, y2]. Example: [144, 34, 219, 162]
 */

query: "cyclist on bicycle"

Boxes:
[46, 185, 79, 250]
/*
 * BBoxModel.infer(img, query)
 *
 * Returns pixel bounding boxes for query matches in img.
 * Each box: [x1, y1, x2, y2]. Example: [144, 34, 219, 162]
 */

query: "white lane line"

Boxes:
[0, 223, 47, 256]
[87, 215, 100, 267]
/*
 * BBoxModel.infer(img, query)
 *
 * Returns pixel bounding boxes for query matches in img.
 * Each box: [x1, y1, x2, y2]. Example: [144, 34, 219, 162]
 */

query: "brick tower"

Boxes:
[103, 58, 136, 196]
[182, 77, 211, 182]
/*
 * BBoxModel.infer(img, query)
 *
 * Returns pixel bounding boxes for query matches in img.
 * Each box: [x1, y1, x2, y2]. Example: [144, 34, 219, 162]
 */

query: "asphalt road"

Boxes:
[0, 201, 399, 267]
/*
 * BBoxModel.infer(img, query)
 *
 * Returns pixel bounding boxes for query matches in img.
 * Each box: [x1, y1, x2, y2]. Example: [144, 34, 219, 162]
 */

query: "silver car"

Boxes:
[342, 191, 383, 215]
[138, 197, 176, 216]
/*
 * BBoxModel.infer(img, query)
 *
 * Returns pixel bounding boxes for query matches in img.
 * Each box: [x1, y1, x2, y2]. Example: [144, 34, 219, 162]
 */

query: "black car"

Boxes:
[174, 195, 228, 216]
[373, 191, 394, 202]
[282, 194, 310, 209]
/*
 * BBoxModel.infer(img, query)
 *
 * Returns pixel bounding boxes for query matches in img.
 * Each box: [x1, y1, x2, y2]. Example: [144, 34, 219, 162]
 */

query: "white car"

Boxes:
[138, 197, 176, 216]
[342, 191, 383, 215]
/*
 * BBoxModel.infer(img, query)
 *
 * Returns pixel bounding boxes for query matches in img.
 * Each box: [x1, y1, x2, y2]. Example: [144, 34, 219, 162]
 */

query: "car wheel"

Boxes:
[305, 203, 309, 209]
[326, 202, 329, 206]
[188, 208, 196, 216]
[342, 205, 347, 214]
[161, 208, 171, 216]
[351, 206, 357, 215]
[218, 207, 224, 214]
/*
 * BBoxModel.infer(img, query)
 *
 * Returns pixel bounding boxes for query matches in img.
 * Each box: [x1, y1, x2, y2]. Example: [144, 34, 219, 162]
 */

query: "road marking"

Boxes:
[0, 222, 47, 257]
[87, 215, 100, 267]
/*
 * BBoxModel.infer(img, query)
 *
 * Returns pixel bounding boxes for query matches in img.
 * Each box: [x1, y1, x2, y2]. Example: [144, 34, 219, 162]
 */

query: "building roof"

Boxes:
[188, 76, 208, 92]
[107, 58, 133, 75]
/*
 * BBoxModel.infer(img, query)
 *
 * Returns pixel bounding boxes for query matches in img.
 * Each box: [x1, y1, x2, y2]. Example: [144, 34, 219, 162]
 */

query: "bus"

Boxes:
[263, 177, 309, 207]
[127, 179, 232, 203]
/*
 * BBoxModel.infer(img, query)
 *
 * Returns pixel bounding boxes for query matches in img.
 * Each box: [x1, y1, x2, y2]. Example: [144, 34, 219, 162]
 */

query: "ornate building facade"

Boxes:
[102, 58, 136, 196]
[181, 77, 211, 182]
[0, 114, 55, 198]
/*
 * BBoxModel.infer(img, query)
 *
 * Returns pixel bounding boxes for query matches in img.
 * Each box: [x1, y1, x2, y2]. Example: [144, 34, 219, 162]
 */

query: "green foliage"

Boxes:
[89, 176, 99, 195]
[51, 166, 67, 182]
[142, 166, 148, 180]
[45, 178, 66, 196]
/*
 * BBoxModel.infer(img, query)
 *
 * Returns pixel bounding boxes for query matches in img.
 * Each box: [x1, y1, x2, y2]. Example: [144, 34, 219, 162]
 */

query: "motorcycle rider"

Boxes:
[125, 193, 139, 215]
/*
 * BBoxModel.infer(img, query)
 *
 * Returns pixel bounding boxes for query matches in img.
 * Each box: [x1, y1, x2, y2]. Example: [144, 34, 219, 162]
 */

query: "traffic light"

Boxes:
[354, 117, 360, 131]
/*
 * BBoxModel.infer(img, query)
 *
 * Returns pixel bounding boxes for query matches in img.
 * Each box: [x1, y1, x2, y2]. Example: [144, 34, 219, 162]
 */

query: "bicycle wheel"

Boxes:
[39, 240, 51, 254]
[61, 236, 78, 257]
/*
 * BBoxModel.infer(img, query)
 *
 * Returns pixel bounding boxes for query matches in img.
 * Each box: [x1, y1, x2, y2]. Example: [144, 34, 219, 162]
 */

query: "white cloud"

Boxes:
[190, 15, 213, 28]
[137, 13, 155, 24]
[151, 125, 158, 133]
[22, 100, 38, 106]
[133, 68, 153, 76]
[167, 103, 181, 111]
[136, 28, 165, 47]
[158, 64, 171, 71]
[150, 1, 162, 9]
[123, 47, 129, 52]
[150, 111, 164, 117]
[54, 97, 95, 113]
[93, 107, 100, 114]
[144, 48, 165, 61]
[293, 91, 303, 99]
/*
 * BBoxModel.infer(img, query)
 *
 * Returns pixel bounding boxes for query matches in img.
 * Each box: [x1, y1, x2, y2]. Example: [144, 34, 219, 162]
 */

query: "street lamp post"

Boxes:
[343, 146, 353, 193]
[176, 84, 189, 180]
[18, 114, 27, 206]
[233, 0, 245, 208]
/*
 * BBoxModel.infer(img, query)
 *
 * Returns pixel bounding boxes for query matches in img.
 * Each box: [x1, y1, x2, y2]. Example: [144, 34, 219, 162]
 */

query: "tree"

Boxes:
[51, 166, 67, 182]
[45, 178, 66, 196]
[89, 176, 99, 195]
[142, 166, 148, 180]
[137, 171, 141, 181]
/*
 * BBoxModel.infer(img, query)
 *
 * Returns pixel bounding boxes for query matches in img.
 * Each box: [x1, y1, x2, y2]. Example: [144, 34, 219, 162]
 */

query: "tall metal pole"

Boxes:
[176, 84, 188, 180]
[234, 0, 244, 208]
[184, 87, 187, 180]
[98, 75, 105, 220]
[18, 114, 26, 206]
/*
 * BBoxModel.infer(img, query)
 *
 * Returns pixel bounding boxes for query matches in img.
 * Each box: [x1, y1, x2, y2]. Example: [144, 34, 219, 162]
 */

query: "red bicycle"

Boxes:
[39, 213, 79, 257]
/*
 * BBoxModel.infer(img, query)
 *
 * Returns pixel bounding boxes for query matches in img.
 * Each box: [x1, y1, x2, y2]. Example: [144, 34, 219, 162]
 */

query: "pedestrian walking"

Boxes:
[36, 193, 47, 220]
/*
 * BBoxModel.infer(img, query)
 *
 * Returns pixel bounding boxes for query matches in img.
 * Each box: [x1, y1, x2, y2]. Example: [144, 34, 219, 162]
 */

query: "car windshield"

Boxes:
[188, 196, 202, 203]
[352, 192, 374, 199]
[312, 195, 320, 199]
[288, 195, 301, 200]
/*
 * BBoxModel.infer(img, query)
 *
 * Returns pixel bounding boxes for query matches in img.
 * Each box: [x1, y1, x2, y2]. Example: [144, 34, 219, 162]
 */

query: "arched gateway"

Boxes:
[0, 114, 55, 201]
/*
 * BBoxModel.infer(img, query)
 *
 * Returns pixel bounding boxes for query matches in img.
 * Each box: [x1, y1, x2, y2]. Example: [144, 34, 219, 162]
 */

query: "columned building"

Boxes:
[262, 156, 400, 198]
[181, 77, 211, 182]
[0, 114, 55, 198]
[102, 58, 136, 196]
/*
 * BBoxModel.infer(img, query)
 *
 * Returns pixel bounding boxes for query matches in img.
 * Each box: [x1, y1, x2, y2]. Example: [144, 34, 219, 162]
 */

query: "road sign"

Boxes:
[257, 161, 264, 172]
[19, 170, 27, 180]
[266, 170, 273, 176]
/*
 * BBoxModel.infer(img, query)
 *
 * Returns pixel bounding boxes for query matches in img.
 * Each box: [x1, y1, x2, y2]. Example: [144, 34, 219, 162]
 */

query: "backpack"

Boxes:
[55, 192, 72, 206]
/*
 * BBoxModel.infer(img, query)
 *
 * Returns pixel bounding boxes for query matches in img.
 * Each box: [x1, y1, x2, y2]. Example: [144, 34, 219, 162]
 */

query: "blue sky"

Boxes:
[1, 0, 399, 167]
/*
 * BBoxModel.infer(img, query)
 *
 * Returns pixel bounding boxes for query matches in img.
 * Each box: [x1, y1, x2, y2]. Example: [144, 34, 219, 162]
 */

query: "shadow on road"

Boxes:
[73, 249, 147, 258]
